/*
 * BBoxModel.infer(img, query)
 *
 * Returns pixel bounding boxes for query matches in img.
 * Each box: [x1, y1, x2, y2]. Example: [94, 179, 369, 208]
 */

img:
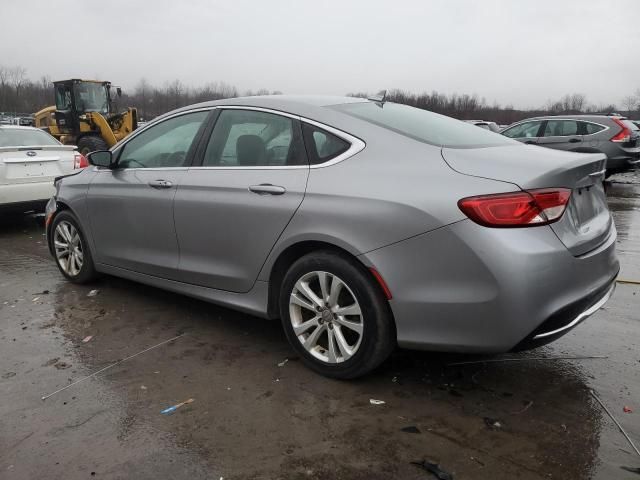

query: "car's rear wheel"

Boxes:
[51, 211, 98, 283]
[279, 251, 395, 379]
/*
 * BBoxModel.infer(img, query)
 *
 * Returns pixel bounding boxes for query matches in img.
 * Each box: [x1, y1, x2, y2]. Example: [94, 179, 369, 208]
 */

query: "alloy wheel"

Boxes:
[54, 221, 84, 277]
[289, 271, 364, 363]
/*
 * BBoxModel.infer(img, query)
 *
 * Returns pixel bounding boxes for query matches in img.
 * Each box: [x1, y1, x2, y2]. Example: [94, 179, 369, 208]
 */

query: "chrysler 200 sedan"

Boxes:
[45, 95, 619, 378]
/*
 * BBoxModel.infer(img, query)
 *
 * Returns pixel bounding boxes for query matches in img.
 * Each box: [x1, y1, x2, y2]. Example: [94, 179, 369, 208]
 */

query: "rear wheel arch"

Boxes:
[266, 240, 394, 323]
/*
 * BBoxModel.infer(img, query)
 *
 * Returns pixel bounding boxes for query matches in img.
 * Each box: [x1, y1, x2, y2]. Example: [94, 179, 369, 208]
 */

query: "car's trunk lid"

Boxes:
[0, 145, 75, 185]
[442, 144, 611, 256]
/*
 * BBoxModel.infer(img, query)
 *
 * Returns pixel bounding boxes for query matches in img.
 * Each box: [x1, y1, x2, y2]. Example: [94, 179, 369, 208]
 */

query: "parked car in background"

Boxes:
[465, 120, 501, 132]
[501, 115, 640, 172]
[0, 126, 87, 214]
[46, 96, 618, 379]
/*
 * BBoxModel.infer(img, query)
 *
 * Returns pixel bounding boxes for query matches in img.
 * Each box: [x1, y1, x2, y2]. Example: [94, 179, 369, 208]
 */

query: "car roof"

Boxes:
[154, 95, 374, 135]
[514, 114, 619, 122]
[0, 125, 43, 131]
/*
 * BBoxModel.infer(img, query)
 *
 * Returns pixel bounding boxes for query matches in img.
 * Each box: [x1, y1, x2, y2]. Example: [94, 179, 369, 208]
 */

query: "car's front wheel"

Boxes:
[279, 251, 395, 379]
[51, 211, 98, 283]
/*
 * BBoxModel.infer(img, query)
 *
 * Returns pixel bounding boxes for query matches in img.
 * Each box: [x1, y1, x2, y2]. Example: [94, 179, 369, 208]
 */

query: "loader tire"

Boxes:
[78, 135, 109, 156]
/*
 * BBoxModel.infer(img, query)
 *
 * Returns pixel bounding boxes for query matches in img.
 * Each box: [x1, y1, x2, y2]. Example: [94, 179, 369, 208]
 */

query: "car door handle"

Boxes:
[248, 184, 286, 195]
[569, 138, 582, 143]
[524, 140, 536, 144]
[148, 179, 173, 189]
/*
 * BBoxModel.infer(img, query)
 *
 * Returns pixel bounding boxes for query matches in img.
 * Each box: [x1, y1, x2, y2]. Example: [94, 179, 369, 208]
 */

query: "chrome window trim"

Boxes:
[503, 118, 611, 139]
[109, 105, 366, 171]
[110, 107, 215, 152]
[301, 118, 366, 169]
[189, 106, 365, 170]
[580, 121, 610, 137]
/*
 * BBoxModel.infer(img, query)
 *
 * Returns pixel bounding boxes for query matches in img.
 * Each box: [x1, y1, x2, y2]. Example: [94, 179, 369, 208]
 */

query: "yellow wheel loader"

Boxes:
[34, 79, 138, 155]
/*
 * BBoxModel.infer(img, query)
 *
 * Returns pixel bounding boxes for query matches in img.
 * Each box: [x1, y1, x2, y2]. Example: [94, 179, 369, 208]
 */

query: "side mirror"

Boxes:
[87, 150, 114, 168]
[116, 87, 122, 97]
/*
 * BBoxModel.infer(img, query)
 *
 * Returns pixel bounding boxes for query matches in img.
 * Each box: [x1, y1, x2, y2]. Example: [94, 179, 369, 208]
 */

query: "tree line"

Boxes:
[1, 65, 639, 125]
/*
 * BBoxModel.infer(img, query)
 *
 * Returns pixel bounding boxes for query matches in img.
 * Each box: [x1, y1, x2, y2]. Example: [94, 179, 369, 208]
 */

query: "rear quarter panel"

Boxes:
[258, 128, 521, 281]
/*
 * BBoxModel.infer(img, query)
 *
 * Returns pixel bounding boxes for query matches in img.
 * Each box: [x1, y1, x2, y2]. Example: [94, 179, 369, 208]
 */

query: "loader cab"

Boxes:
[53, 80, 112, 133]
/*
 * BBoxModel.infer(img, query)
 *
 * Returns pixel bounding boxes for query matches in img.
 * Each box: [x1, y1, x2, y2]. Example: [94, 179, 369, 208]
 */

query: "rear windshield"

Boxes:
[331, 102, 518, 148]
[0, 128, 60, 147]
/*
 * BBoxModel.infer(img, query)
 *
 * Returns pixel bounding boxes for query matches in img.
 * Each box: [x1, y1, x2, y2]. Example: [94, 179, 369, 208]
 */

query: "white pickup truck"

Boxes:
[0, 126, 87, 214]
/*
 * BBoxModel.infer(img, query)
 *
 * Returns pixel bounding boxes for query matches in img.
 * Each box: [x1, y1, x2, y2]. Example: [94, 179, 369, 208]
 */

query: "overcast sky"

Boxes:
[2, 0, 639, 108]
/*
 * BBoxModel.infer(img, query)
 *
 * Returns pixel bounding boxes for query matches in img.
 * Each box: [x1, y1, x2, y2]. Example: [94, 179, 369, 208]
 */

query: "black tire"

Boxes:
[50, 211, 98, 284]
[77, 135, 109, 156]
[279, 250, 396, 379]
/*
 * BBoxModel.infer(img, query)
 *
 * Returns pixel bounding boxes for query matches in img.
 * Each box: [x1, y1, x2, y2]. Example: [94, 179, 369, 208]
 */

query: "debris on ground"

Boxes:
[161, 398, 194, 415]
[591, 390, 640, 457]
[54, 361, 71, 370]
[87, 289, 99, 297]
[470, 456, 485, 467]
[41, 333, 186, 401]
[140, 385, 147, 390]
[624, 406, 633, 413]
[511, 400, 534, 415]
[401, 426, 421, 434]
[277, 358, 289, 367]
[2, 372, 16, 379]
[483, 417, 502, 430]
[369, 399, 386, 405]
[32, 297, 39, 302]
[411, 460, 454, 480]
[82, 335, 93, 343]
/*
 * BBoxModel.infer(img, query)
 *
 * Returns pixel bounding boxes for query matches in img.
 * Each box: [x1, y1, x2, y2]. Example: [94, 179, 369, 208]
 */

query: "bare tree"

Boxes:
[621, 94, 638, 116]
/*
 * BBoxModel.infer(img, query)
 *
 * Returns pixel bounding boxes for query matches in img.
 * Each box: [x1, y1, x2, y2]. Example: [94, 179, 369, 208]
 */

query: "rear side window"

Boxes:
[543, 120, 579, 137]
[502, 121, 543, 139]
[582, 122, 605, 135]
[332, 102, 518, 148]
[202, 109, 306, 167]
[302, 123, 350, 165]
[0, 128, 60, 147]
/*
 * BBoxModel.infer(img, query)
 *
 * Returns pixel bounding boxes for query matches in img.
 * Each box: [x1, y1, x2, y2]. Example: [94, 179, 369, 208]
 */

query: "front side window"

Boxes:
[302, 124, 350, 165]
[331, 102, 518, 148]
[202, 109, 305, 167]
[543, 120, 579, 137]
[117, 111, 208, 169]
[502, 121, 543, 139]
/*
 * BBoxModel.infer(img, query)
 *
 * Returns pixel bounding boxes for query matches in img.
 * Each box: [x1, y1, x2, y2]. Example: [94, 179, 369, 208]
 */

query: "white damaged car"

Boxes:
[0, 126, 87, 214]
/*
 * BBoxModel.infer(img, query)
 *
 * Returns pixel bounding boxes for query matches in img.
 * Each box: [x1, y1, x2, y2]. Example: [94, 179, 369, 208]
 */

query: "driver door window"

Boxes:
[502, 121, 543, 139]
[117, 111, 208, 168]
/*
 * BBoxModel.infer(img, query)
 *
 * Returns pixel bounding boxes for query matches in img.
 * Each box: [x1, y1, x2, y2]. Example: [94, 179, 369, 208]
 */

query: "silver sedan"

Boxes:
[45, 95, 619, 378]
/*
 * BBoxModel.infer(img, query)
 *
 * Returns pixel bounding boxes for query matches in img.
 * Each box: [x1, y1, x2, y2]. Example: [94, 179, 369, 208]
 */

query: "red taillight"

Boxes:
[458, 188, 571, 227]
[74, 153, 89, 169]
[610, 117, 631, 143]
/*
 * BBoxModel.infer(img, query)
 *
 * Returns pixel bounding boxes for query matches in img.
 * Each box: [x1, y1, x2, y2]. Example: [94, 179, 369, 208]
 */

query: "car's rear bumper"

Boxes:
[360, 219, 619, 353]
[0, 181, 55, 207]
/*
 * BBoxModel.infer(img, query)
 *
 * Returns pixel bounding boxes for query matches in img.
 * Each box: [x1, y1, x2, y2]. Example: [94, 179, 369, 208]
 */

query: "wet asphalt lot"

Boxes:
[1, 172, 639, 480]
